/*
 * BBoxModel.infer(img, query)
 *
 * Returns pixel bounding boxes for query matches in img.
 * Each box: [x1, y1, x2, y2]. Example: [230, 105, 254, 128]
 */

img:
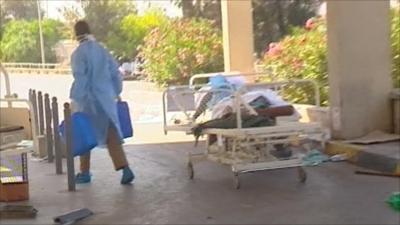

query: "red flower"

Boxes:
[305, 18, 315, 30]
[269, 42, 277, 49]
[267, 42, 282, 57]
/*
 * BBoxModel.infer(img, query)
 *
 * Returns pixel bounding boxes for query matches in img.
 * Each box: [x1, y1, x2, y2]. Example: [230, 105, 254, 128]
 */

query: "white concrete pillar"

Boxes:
[221, 0, 255, 73]
[327, 0, 392, 139]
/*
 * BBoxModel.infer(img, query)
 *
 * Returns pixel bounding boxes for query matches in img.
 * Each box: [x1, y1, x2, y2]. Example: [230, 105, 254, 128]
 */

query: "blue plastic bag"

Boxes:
[59, 112, 98, 157]
[117, 101, 133, 138]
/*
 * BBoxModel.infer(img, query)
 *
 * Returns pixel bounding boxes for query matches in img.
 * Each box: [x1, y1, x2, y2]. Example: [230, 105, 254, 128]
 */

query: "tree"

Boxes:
[0, 0, 41, 21]
[0, 19, 65, 63]
[107, 9, 169, 59]
[174, 0, 321, 56]
[58, 5, 82, 39]
[391, 8, 400, 87]
[140, 19, 224, 86]
[252, 0, 322, 56]
[260, 8, 400, 106]
[173, 0, 222, 28]
[80, 0, 136, 43]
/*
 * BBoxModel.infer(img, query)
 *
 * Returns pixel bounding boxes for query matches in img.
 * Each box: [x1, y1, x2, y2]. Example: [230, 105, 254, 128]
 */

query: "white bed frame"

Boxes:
[162, 72, 328, 189]
[0, 62, 38, 155]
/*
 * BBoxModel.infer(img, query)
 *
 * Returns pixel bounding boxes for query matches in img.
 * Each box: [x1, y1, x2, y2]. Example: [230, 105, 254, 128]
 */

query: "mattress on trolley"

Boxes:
[202, 122, 323, 137]
[165, 124, 194, 133]
[0, 125, 24, 133]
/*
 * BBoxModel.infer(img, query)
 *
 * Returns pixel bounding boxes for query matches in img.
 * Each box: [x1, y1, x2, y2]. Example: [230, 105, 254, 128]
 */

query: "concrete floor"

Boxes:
[0, 74, 163, 124]
[2, 142, 400, 225]
[360, 141, 400, 160]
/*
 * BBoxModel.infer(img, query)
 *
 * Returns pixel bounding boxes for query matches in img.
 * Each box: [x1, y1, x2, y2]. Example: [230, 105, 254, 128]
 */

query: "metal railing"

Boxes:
[3, 62, 62, 68]
[2, 62, 71, 74]
[189, 72, 320, 106]
[1, 62, 75, 191]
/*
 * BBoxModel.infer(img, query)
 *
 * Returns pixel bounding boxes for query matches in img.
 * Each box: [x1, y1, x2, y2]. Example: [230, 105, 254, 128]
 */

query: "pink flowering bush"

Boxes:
[140, 19, 224, 86]
[261, 17, 328, 105]
[261, 10, 400, 106]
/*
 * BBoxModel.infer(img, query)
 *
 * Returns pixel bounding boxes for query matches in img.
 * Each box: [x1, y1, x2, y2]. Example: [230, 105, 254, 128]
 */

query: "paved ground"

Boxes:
[2, 142, 400, 225]
[0, 74, 195, 144]
[0, 74, 163, 124]
[361, 141, 400, 160]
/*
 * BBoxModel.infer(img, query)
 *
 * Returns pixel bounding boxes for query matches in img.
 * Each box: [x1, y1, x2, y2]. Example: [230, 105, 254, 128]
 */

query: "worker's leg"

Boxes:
[106, 125, 135, 184]
[80, 153, 91, 172]
[106, 126, 128, 170]
[76, 152, 92, 183]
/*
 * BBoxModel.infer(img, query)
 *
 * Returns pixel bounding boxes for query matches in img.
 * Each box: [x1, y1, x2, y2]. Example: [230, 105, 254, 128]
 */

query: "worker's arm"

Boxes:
[69, 50, 88, 103]
[255, 105, 295, 118]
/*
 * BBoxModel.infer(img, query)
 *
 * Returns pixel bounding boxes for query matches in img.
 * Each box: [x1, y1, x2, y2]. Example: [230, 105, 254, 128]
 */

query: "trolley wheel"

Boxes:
[188, 162, 194, 179]
[233, 172, 240, 189]
[297, 167, 307, 183]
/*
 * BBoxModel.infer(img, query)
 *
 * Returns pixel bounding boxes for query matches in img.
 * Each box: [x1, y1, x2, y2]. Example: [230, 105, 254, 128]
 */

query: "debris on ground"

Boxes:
[302, 149, 329, 166]
[330, 153, 348, 162]
[0, 205, 38, 219]
[355, 170, 400, 178]
[386, 192, 400, 212]
[54, 208, 93, 225]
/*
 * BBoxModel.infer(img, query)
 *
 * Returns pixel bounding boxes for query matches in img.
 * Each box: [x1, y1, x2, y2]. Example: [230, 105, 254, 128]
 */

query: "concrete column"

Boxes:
[327, 0, 392, 139]
[221, 0, 255, 73]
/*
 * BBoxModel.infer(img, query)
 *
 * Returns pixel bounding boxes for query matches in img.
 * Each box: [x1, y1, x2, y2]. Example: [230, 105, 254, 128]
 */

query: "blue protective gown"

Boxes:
[70, 40, 123, 146]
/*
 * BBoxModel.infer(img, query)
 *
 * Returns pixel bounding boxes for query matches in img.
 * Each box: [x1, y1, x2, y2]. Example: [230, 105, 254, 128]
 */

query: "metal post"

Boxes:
[44, 94, 54, 163]
[52, 97, 62, 174]
[64, 103, 75, 191]
[36, 0, 45, 66]
[0, 62, 11, 99]
[0, 62, 12, 107]
[28, 89, 33, 111]
[37, 91, 45, 135]
[29, 89, 32, 102]
[31, 90, 40, 135]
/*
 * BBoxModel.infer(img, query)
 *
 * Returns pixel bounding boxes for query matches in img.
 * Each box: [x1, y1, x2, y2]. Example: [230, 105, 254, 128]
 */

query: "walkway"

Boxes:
[2, 142, 399, 224]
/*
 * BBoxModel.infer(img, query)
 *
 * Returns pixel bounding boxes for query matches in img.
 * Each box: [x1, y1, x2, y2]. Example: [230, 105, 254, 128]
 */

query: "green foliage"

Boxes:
[252, 0, 321, 56]
[261, 9, 400, 106]
[81, 0, 136, 43]
[0, 19, 65, 63]
[107, 9, 169, 59]
[0, 0, 40, 21]
[140, 19, 224, 86]
[261, 18, 327, 105]
[57, 5, 82, 39]
[392, 9, 400, 88]
[173, 0, 221, 28]
[173, 0, 321, 56]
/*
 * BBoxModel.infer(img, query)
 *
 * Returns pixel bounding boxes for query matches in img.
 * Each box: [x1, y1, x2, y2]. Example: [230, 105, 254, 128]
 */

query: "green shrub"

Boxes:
[392, 9, 400, 88]
[140, 19, 224, 86]
[0, 19, 65, 63]
[261, 9, 400, 106]
[107, 9, 169, 58]
[261, 17, 328, 105]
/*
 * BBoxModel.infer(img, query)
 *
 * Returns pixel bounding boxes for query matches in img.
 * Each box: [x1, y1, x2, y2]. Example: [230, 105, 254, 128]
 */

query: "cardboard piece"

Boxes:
[0, 182, 29, 202]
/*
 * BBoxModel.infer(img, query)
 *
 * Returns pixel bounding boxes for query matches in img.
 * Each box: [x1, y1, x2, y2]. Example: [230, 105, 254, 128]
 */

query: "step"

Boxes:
[326, 141, 400, 174]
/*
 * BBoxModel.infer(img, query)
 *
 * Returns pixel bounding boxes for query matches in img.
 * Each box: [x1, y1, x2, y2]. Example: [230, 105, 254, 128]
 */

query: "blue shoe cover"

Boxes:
[121, 167, 135, 185]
